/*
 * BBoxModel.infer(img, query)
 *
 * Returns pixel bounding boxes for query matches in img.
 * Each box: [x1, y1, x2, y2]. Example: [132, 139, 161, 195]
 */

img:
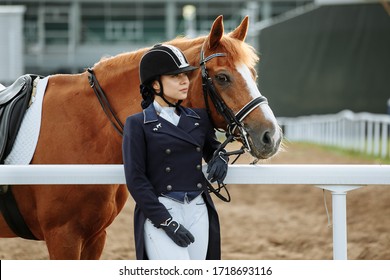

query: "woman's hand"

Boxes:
[207, 151, 229, 183]
[161, 219, 195, 247]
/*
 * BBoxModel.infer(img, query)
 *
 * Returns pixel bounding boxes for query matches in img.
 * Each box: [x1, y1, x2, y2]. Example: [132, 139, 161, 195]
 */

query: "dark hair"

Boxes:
[140, 83, 156, 109]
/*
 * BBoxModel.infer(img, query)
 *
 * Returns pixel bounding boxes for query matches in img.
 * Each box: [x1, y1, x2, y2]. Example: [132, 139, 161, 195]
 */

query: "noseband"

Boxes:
[200, 48, 268, 156]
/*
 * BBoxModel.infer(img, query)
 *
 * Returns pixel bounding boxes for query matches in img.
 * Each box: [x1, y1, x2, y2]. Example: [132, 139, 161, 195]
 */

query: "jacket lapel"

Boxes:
[143, 104, 201, 146]
[177, 107, 201, 133]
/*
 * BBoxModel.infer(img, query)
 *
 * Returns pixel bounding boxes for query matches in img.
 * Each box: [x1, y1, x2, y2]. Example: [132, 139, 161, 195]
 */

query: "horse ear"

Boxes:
[206, 15, 224, 49]
[229, 16, 249, 42]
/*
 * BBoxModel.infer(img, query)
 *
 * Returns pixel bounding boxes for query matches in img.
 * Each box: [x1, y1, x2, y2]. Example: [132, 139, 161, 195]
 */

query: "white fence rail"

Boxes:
[278, 110, 390, 159]
[1, 164, 390, 260]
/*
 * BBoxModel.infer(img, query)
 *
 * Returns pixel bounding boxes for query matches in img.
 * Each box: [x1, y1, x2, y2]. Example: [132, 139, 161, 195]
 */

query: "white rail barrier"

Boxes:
[1, 164, 390, 260]
[278, 110, 390, 159]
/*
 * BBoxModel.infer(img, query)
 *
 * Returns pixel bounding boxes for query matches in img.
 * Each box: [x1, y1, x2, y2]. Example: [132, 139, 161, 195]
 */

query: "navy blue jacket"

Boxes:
[122, 103, 221, 259]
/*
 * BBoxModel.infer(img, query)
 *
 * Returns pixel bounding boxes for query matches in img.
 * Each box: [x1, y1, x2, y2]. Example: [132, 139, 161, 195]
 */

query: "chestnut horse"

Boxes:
[0, 16, 281, 259]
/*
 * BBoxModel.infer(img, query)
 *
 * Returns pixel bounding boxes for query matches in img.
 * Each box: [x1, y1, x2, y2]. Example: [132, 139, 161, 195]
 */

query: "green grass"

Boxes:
[292, 141, 390, 164]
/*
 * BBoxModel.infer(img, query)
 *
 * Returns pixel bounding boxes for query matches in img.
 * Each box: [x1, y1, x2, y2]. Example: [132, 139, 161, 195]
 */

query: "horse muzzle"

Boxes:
[244, 106, 283, 160]
[247, 124, 282, 159]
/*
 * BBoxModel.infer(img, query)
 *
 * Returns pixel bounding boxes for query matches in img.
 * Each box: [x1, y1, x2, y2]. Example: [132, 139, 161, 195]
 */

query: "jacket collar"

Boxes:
[143, 103, 200, 124]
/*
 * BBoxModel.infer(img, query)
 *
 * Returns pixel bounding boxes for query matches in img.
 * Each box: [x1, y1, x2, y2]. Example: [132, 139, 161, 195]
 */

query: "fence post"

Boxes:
[381, 121, 389, 158]
[317, 185, 362, 260]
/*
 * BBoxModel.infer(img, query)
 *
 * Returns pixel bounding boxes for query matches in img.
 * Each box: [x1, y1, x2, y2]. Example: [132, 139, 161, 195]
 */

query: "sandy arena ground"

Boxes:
[1, 142, 390, 260]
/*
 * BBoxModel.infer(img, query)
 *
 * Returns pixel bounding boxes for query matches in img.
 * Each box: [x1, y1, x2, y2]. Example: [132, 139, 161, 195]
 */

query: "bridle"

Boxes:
[200, 47, 268, 157]
[200, 46, 268, 202]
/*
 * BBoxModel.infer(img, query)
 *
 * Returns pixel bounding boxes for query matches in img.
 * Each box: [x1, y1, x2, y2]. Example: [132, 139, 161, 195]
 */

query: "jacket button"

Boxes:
[165, 167, 171, 173]
[167, 185, 172, 191]
[197, 183, 203, 189]
[165, 149, 171, 155]
[196, 147, 201, 152]
[196, 164, 201, 170]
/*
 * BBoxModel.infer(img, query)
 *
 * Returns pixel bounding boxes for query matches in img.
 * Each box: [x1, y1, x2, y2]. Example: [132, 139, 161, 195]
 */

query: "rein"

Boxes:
[87, 68, 124, 136]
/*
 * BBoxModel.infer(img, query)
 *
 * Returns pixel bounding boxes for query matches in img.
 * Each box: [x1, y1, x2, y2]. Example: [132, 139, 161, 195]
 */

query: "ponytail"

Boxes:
[140, 84, 155, 109]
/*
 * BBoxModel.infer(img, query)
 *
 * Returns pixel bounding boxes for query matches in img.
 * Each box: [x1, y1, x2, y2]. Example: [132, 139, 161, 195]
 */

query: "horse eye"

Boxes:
[214, 74, 230, 85]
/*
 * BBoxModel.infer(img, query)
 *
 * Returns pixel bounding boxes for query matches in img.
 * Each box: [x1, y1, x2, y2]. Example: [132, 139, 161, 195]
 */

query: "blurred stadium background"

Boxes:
[1, 0, 389, 117]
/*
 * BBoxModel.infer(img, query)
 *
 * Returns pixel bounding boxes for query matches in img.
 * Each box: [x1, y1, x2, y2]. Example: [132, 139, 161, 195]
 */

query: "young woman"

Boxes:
[122, 44, 228, 260]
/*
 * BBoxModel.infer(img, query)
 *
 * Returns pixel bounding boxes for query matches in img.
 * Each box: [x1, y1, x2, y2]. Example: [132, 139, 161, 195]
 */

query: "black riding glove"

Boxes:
[161, 218, 195, 247]
[207, 150, 229, 183]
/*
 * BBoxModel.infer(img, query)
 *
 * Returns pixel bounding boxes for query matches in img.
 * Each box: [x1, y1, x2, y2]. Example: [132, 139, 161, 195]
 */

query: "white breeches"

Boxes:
[144, 195, 209, 260]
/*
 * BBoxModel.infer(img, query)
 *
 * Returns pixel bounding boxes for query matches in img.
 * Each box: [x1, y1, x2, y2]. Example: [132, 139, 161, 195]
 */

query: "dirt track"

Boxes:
[1, 142, 390, 260]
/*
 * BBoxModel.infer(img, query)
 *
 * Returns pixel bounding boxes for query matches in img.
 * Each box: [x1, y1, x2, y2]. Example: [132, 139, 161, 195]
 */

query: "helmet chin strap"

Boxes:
[155, 79, 182, 108]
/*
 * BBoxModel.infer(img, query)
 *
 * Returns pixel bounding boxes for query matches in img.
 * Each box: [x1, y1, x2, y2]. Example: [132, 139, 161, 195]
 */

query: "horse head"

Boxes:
[184, 16, 282, 160]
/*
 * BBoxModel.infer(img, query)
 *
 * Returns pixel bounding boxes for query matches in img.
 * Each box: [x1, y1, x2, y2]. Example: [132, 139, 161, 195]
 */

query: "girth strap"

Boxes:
[0, 186, 38, 240]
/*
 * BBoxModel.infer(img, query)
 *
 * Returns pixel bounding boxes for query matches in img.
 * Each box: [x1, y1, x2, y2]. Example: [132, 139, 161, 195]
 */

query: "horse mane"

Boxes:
[92, 32, 259, 78]
[93, 48, 145, 69]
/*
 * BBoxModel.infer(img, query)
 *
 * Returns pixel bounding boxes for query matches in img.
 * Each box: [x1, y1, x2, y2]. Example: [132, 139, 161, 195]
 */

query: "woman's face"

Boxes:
[153, 73, 190, 105]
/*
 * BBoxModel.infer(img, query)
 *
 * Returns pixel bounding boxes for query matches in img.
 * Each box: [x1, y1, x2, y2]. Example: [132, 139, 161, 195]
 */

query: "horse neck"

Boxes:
[92, 51, 145, 121]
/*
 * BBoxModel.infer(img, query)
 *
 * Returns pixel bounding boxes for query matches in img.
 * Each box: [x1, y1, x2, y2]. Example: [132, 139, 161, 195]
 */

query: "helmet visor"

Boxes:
[164, 65, 198, 76]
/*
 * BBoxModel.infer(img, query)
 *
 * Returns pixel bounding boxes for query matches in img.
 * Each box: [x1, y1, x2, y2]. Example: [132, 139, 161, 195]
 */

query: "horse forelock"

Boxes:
[219, 36, 259, 68]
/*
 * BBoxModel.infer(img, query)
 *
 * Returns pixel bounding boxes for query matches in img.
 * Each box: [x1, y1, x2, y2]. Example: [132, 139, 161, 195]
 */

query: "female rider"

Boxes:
[122, 44, 228, 260]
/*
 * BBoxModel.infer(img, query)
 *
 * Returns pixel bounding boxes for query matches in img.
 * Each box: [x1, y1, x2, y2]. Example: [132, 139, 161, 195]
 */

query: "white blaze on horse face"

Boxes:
[236, 63, 281, 151]
[236, 63, 261, 100]
[236, 63, 278, 125]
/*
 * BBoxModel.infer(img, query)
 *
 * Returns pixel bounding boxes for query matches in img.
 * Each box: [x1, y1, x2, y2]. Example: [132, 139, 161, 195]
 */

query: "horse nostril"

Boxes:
[262, 131, 272, 146]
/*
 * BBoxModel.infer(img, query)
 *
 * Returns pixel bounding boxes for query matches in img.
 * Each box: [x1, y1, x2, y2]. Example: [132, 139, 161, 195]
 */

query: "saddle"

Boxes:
[0, 74, 40, 240]
[0, 74, 40, 164]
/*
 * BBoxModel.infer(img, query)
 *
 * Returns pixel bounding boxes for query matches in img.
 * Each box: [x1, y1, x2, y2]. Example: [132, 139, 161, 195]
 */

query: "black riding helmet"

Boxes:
[139, 44, 198, 108]
[139, 44, 198, 85]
